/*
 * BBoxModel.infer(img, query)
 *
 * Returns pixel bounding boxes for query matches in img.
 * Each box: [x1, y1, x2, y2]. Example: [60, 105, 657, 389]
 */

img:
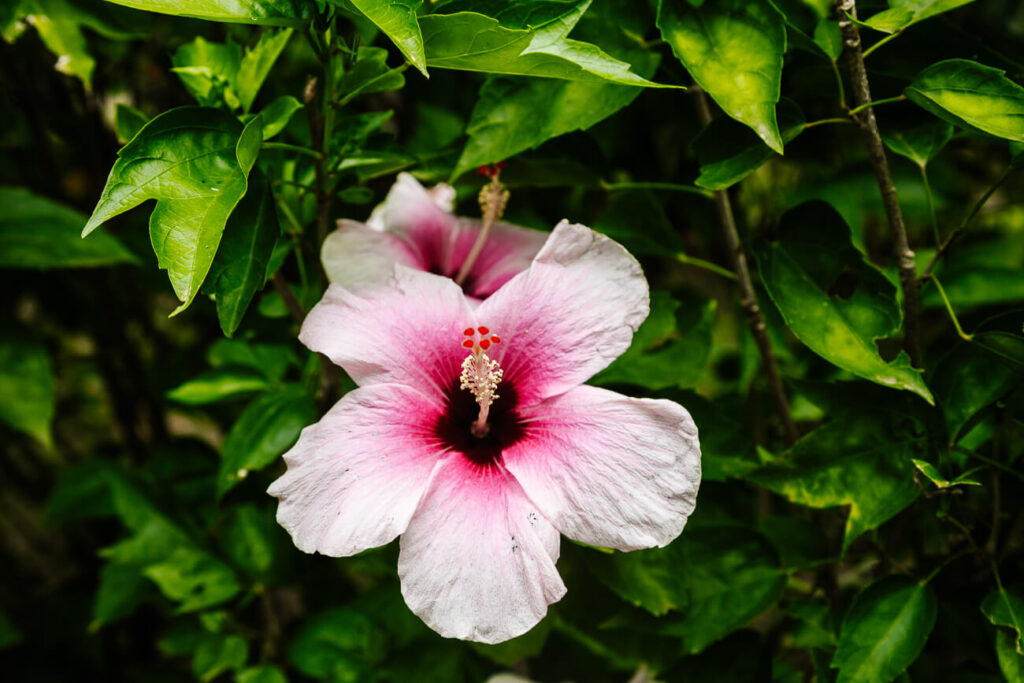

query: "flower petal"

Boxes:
[398, 456, 566, 644]
[268, 384, 445, 556]
[505, 385, 701, 551]
[475, 221, 649, 404]
[458, 219, 548, 298]
[321, 219, 419, 289]
[300, 266, 474, 393]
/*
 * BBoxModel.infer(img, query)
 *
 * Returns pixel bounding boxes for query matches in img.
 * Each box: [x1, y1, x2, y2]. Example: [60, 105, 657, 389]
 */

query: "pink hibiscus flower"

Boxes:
[269, 222, 701, 643]
[321, 172, 548, 299]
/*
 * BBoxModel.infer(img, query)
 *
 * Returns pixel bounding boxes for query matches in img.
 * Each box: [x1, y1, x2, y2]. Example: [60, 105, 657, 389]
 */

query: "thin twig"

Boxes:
[835, 0, 921, 366]
[693, 89, 798, 444]
[271, 272, 306, 325]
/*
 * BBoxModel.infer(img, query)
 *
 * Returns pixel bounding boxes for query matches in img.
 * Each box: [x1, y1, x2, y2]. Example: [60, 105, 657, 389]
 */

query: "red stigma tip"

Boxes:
[462, 339, 474, 349]
[463, 328, 474, 336]
[490, 335, 500, 344]
[477, 326, 489, 335]
[477, 165, 489, 176]
[479, 339, 491, 350]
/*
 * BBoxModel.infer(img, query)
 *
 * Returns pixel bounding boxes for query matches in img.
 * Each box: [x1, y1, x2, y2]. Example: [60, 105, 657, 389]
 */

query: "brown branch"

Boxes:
[835, 0, 921, 366]
[304, 76, 331, 284]
[693, 90, 798, 445]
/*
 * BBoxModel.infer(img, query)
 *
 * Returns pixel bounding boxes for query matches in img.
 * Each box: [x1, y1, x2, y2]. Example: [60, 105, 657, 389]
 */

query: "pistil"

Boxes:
[459, 326, 503, 438]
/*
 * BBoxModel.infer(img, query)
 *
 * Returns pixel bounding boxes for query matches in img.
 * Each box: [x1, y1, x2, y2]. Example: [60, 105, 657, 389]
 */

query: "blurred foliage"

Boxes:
[1, 0, 1024, 681]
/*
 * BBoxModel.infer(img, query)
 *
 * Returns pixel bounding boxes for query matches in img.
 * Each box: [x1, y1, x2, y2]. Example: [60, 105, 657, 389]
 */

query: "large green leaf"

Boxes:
[931, 338, 1022, 443]
[350, 0, 426, 77]
[832, 576, 937, 683]
[755, 202, 933, 404]
[0, 337, 55, 447]
[84, 107, 262, 315]
[166, 368, 271, 405]
[694, 97, 805, 191]
[452, 4, 659, 178]
[905, 59, 1024, 142]
[207, 171, 279, 336]
[864, 0, 974, 33]
[173, 31, 290, 112]
[236, 29, 292, 112]
[981, 583, 1024, 653]
[288, 608, 387, 680]
[419, 1, 663, 86]
[658, 0, 786, 152]
[591, 524, 786, 654]
[592, 292, 715, 390]
[102, 0, 311, 26]
[0, 187, 136, 269]
[91, 560, 151, 629]
[997, 629, 1024, 683]
[749, 411, 923, 552]
[216, 385, 316, 497]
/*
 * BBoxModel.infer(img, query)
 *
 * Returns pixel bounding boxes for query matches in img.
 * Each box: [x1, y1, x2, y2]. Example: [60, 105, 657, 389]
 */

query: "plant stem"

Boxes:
[835, 0, 921, 366]
[920, 165, 1015, 280]
[830, 58, 847, 110]
[956, 446, 1024, 485]
[802, 117, 853, 130]
[455, 171, 509, 286]
[261, 142, 323, 160]
[693, 89, 798, 444]
[271, 272, 306, 324]
[676, 252, 737, 280]
[847, 94, 906, 116]
[600, 180, 714, 198]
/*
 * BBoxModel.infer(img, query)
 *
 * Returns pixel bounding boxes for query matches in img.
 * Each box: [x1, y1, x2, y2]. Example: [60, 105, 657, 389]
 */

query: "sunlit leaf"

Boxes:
[235, 29, 291, 112]
[166, 368, 271, 405]
[832, 576, 937, 683]
[114, 103, 149, 143]
[0, 336, 55, 447]
[103, 0, 311, 26]
[910, 458, 981, 488]
[755, 201, 934, 404]
[85, 107, 262, 314]
[905, 59, 1024, 142]
[658, 0, 786, 152]
[420, 1, 664, 86]
[337, 46, 406, 98]
[864, 0, 973, 33]
[0, 186, 137, 269]
[349, 0, 426, 76]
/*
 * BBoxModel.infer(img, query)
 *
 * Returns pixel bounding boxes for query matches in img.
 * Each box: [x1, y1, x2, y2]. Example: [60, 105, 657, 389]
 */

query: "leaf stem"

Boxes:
[922, 548, 971, 584]
[861, 28, 904, 58]
[271, 272, 306, 325]
[261, 142, 323, 160]
[920, 165, 1015, 280]
[335, 63, 409, 109]
[600, 180, 714, 198]
[847, 94, 906, 117]
[835, 0, 921, 367]
[928, 274, 972, 341]
[830, 58, 847, 110]
[802, 117, 853, 130]
[676, 252, 737, 280]
[956, 446, 1024, 485]
[693, 88, 798, 445]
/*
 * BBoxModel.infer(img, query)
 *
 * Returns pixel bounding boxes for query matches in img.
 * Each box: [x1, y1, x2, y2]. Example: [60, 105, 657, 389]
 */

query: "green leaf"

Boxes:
[831, 576, 937, 683]
[207, 170, 279, 336]
[881, 119, 954, 168]
[103, 0, 311, 26]
[235, 665, 288, 683]
[452, 6, 660, 179]
[905, 59, 1024, 142]
[813, 17, 842, 60]
[592, 189, 684, 258]
[694, 98, 805, 191]
[0, 186, 137, 269]
[864, 0, 973, 33]
[997, 629, 1024, 683]
[981, 583, 1024, 653]
[472, 618, 551, 666]
[350, 0, 426, 77]
[172, 37, 242, 107]
[0, 611, 20, 650]
[592, 524, 786, 654]
[193, 633, 248, 682]
[216, 384, 316, 497]
[259, 95, 303, 140]
[288, 608, 387, 680]
[91, 562, 151, 629]
[220, 504, 278, 578]
[85, 107, 262, 315]
[658, 0, 786, 152]
[0, 337, 55, 447]
[207, 339, 296, 381]
[749, 411, 923, 553]
[931, 337, 1022, 443]
[166, 368, 271, 405]
[419, 1, 664, 86]
[910, 458, 981, 488]
[336, 46, 407, 98]
[755, 202, 934, 404]
[669, 391, 759, 482]
[144, 547, 242, 613]
[114, 103, 149, 144]
[236, 29, 292, 112]
[593, 292, 715, 390]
